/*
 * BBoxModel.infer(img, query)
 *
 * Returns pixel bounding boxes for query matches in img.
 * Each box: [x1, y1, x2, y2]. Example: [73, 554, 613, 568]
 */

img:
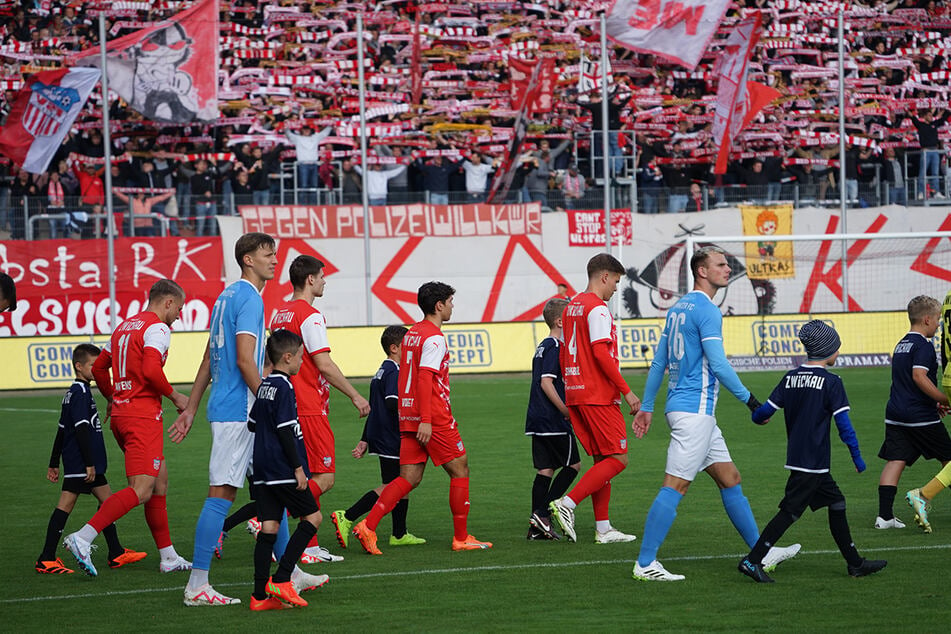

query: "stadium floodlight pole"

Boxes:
[99, 13, 117, 332]
[837, 8, 849, 312]
[600, 13, 611, 255]
[357, 12, 372, 325]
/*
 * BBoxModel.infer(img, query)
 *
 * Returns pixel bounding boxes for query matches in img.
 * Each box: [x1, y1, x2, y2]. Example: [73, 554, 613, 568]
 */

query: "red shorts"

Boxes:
[568, 404, 628, 457]
[399, 425, 465, 467]
[300, 413, 335, 474]
[111, 415, 164, 478]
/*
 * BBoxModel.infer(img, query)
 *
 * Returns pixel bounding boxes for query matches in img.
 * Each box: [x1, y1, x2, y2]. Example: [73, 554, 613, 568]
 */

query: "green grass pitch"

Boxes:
[3, 367, 949, 632]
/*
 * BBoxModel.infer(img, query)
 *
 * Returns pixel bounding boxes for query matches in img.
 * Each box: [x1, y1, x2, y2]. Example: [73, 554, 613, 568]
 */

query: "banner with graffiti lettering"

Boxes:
[740, 204, 795, 279]
[0, 237, 224, 336]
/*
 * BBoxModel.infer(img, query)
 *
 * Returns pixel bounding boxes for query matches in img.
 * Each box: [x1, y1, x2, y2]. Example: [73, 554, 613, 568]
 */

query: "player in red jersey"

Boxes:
[549, 254, 641, 544]
[269, 255, 369, 563]
[352, 281, 492, 554]
[63, 279, 192, 577]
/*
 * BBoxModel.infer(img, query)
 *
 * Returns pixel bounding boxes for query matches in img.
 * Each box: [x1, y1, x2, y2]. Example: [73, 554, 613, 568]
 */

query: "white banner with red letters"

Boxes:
[239, 203, 543, 239]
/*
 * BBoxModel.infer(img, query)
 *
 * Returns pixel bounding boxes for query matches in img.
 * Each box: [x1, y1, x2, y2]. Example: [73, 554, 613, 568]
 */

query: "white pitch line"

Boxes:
[6, 542, 950, 605]
[0, 407, 59, 414]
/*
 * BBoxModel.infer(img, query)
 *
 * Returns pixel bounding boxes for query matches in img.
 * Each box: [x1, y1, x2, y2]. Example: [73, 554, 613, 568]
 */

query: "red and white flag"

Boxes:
[0, 67, 100, 174]
[488, 61, 545, 203]
[509, 57, 556, 114]
[72, 0, 218, 123]
[578, 50, 612, 94]
[603, 0, 730, 70]
[711, 12, 777, 174]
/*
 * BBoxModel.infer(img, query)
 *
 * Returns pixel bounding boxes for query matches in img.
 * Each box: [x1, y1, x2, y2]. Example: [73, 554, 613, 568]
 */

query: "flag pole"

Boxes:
[357, 12, 372, 326]
[837, 8, 849, 311]
[599, 15, 622, 322]
[98, 13, 117, 332]
[600, 14, 611, 256]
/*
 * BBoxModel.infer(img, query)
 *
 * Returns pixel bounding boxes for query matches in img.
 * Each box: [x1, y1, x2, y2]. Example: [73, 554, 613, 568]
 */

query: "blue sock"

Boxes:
[272, 512, 290, 560]
[192, 497, 232, 571]
[636, 487, 683, 567]
[720, 484, 760, 548]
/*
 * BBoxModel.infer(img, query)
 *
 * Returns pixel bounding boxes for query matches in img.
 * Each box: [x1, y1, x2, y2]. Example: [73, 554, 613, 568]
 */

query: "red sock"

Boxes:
[567, 457, 625, 505]
[449, 477, 470, 541]
[591, 482, 611, 523]
[366, 476, 412, 531]
[144, 494, 172, 549]
[306, 480, 323, 548]
[89, 487, 139, 533]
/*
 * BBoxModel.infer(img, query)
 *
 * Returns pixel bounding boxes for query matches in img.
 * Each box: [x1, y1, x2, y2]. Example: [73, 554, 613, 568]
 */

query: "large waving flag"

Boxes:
[72, 0, 218, 123]
[603, 0, 730, 70]
[710, 12, 777, 174]
[509, 57, 556, 114]
[487, 61, 544, 203]
[0, 67, 100, 174]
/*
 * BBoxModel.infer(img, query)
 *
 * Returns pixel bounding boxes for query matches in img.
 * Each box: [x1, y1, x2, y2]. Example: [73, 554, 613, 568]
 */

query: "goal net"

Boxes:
[682, 231, 951, 363]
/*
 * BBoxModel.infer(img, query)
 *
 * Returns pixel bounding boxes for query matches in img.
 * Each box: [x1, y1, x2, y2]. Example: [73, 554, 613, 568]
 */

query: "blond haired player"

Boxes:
[904, 290, 951, 532]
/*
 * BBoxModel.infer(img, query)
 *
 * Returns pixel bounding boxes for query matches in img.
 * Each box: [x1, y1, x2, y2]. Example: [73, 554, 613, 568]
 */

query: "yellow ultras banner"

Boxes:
[740, 203, 795, 279]
[0, 312, 915, 391]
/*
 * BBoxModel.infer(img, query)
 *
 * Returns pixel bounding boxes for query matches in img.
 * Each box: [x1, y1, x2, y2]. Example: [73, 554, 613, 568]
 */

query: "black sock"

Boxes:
[102, 523, 123, 560]
[223, 502, 258, 533]
[392, 498, 408, 538]
[878, 485, 897, 520]
[532, 474, 552, 516]
[829, 507, 863, 567]
[40, 508, 70, 561]
[346, 491, 379, 522]
[254, 532, 277, 599]
[275, 521, 316, 583]
[748, 509, 797, 565]
[548, 467, 580, 510]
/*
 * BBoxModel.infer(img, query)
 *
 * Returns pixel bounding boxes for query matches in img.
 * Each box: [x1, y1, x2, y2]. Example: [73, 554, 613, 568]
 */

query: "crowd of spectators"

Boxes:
[2, 0, 951, 239]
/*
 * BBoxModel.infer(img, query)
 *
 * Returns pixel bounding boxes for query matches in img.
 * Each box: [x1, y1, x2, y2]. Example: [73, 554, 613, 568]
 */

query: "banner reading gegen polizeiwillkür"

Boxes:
[740, 204, 795, 279]
[0, 237, 225, 337]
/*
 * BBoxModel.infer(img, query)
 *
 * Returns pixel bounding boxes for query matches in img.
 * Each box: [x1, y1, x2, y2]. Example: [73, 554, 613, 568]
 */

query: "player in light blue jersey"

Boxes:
[206, 277, 267, 423]
[169, 233, 322, 606]
[631, 246, 800, 581]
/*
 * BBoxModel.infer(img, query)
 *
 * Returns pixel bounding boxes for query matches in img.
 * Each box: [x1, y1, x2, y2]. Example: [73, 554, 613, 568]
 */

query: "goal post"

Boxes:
[682, 231, 951, 365]
[684, 231, 951, 314]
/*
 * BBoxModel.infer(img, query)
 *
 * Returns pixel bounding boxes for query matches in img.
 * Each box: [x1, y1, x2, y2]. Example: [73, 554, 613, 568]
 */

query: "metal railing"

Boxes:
[26, 212, 170, 240]
[1, 171, 947, 240]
